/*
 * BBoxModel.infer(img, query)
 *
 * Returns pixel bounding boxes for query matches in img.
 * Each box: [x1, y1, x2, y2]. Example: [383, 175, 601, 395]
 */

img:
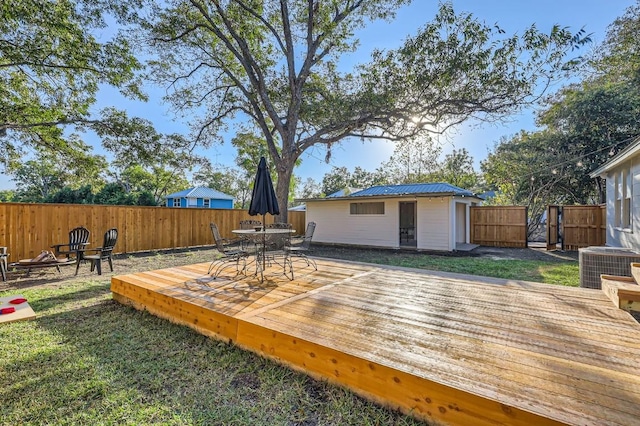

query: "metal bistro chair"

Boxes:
[0, 246, 7, 282]
[240, 219, 262, 230]
[208, 223, 249, 278]
[257, 223, 293, 280]
[285, 222, 317, 273]
[82, 228, 118, 275]
[265, 222, 292, 249]
[239, 219, 262, 249]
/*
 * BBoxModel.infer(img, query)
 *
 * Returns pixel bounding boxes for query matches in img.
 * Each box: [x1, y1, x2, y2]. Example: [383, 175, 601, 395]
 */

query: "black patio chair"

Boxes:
[51, 226, 90, 274]
[285, 222, 317, 272]
[51, 226, 90, 259]
[82, 228, 118, 275]
[0, 246, 7, 282]
[208, 223, 250, 278]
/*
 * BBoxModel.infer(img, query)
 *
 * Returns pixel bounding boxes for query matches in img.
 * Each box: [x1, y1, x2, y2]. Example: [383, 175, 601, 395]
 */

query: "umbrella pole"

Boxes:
[262, 214, 266, 274]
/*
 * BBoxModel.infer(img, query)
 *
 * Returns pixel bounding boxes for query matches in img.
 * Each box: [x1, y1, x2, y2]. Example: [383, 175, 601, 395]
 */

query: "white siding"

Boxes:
[606, 156, 640, 249]
[306, 195, 477, 251]
[416, 198, 451, 251]
[307, 199, 400, 248]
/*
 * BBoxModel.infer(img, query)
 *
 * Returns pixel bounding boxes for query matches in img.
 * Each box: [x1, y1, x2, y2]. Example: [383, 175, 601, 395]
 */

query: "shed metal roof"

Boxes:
[326, 187, 363, 198]
[349, 183, 476, 198]
[165, 187, 234, 200]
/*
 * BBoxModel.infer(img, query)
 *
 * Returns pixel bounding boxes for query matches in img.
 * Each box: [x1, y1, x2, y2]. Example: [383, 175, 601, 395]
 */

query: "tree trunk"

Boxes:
[275, 163, 293, 223]
[596, 177, 606, 204]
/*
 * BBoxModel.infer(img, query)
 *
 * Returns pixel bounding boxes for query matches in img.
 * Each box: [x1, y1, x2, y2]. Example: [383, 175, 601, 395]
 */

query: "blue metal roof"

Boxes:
[165, 187, 234, 200]
[349, 183, 476, 198]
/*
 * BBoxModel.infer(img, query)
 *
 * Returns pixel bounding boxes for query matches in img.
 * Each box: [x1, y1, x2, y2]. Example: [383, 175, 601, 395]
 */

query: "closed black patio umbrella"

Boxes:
[249, 156, 280, 272]
[249, 156, 280, 220]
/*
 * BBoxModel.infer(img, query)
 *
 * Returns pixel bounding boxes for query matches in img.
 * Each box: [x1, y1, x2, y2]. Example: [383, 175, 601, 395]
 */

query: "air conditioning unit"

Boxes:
[579, 247, 640, 289]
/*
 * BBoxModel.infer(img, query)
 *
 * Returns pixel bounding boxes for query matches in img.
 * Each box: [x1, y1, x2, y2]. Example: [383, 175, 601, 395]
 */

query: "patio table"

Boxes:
[232, 228, 295, 281]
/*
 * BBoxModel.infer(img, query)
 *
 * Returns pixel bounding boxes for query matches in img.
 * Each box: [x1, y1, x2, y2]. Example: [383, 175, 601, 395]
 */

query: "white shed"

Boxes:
[303, 183, 483, 251]
[590, 136, 640, 249]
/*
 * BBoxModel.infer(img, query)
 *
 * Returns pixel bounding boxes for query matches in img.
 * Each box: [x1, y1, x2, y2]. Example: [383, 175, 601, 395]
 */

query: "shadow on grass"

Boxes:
[1, 299, 425, 426]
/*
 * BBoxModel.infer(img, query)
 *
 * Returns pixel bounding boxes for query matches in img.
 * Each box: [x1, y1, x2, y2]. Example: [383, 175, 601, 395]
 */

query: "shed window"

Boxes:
[173, 198, 181, 207]
[350, 202, 385, 215]
[204, 199, 210, 208]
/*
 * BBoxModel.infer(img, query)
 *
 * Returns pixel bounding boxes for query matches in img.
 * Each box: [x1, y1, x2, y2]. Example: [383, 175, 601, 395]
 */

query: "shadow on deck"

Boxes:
[111, 257, 640, 426]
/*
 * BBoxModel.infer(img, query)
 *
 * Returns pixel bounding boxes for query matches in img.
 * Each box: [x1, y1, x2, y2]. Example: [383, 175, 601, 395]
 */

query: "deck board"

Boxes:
[111, 258, 640, 426]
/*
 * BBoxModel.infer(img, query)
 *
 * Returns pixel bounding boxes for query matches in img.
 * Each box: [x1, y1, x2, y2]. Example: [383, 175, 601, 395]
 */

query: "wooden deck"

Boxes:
[111, 258, 640, 426]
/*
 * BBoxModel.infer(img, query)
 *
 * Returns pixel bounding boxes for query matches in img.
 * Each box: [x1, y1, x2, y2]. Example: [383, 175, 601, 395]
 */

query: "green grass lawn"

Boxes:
[0, 279, 424, 426]
[0, 248, 579, 425]
[311, 247, 580, 287]
[382, 257, 578, 287]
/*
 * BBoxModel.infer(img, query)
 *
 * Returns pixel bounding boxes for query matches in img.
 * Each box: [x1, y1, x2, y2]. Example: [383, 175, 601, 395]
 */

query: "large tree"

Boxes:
[594, 0, 640, 84]
[381, 138, 441, 184]
[537, 81, 640, 202]
[429, 148, 479, 190]
[137, 1, 588, 221]
[9, 148, 107, 202]
[320, 165, 386, 196]
[0, 0, 144, 165]
[481, 131, 582, 237]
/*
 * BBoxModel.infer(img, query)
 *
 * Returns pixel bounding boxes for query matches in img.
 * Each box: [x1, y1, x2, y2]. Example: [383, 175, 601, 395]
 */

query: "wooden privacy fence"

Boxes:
[0, 202, 306, 262]
[470, 206, 528, 248]
[559, 205, 606, 251]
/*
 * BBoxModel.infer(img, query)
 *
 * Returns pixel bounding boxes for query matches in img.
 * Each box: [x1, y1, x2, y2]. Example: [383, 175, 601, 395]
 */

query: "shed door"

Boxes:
[399, 202, 416, 247]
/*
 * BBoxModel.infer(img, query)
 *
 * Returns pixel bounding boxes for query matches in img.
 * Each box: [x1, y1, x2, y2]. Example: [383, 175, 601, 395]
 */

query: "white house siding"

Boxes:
[306, 199, 400, 248]
[605, 157, 640, 249]
[306, 195, 479, 251]
[416, 198, 451, 251]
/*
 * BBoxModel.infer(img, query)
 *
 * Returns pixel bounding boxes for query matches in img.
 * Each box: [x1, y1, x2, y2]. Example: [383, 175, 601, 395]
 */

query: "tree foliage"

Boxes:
[8, 149, 107, 202]
[482, 81, 640, 233]
[429, 148, 479, 190]
[193, 164, 250, 208]
[320, 166, 387, 197]
[136, 0, 588, 220]
[45, 182, 157, 206]
[0, 190, 15, 202]
[594, 0, 640, 84]
[482, 131, 580, 236]
[482, 0, 640, 233]
[0, 0, 144, 165]
[380, 138, 441, 184]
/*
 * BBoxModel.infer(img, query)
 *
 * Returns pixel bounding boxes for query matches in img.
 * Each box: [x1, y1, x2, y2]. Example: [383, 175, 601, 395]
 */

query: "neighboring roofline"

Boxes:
[164, 186, 234, 200]
[299, 192, 483, 202]
[590, 136, 640, 178]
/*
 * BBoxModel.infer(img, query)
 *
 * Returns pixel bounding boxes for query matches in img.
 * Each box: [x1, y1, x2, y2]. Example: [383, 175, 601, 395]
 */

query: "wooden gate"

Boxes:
[470, 206, 528, 248]
[546, 205, 560, 250]
[546, 204, 605, 251]
[562, 205, 606, 250]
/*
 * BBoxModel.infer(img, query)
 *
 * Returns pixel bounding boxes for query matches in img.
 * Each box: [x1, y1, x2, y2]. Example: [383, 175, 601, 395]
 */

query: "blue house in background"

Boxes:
[165, 187, 234, 209]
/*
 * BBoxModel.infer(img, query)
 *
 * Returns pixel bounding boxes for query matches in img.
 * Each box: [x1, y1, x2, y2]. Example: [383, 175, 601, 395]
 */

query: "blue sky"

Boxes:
[1, 1, 634, 190]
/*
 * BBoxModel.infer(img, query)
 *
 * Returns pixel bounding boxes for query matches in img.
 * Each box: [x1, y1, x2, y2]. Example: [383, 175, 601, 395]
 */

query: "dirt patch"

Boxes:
[0, 246, 219, 292]
[471, 245, 578, 262]
[0, 243, 577, 293]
